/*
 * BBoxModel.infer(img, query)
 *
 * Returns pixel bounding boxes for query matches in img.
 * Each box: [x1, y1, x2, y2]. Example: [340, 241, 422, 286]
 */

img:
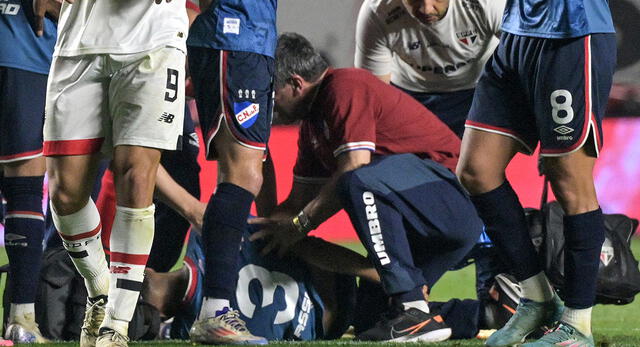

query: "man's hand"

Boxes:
[33, 0, 70, 36]
[248, 216, 306, 258]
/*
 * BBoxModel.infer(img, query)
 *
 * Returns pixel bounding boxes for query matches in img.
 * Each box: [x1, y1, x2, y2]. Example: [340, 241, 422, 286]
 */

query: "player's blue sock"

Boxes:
[470, 180, 540, 281]
[563, 208, 605, 309]
[0, 176, 45, 304]
[202, 183, 254, 300]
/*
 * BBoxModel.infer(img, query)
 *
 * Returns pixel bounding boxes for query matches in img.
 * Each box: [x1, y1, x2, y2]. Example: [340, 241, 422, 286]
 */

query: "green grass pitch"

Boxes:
[2, 239, 639, 346]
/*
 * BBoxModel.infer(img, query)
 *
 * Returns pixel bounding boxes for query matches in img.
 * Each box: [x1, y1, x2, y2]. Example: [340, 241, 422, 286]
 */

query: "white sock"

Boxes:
[200, 297, 231, 318]
[52, 199, 109, 298]
[561, 307, 592, 336]
[520, 271, 554, 302]
[402, 300, 430, 313]
[9, 303, 35, 322]
[101, 205, 155, 336]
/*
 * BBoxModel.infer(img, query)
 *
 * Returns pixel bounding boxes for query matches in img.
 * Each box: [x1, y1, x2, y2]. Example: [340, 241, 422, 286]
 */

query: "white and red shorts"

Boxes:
[44, 46, 186, 157]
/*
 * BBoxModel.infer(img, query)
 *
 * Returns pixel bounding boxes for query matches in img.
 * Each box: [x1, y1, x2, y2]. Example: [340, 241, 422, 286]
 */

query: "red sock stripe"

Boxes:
[110, 252, 149, 266]
[58, 223, 102, 241]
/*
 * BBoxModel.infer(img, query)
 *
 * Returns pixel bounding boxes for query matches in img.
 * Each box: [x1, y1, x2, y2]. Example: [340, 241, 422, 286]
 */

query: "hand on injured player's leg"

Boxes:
[248, 216, 306, 258]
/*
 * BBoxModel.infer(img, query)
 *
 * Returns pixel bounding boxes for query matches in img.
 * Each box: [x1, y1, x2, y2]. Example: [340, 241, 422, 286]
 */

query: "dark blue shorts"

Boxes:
[188, 47, 275, 159]
[0, 67, 47, 163]
[467, 33, 616, 157]
[394, 85, 474, 138]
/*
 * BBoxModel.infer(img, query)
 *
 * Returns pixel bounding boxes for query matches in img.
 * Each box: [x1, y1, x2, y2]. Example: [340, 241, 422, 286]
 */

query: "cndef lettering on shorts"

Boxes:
[363, 191, 390, 265]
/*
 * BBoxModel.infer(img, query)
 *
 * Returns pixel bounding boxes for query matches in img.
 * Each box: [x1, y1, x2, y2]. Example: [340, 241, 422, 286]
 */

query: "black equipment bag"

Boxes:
[2, 245, 160, 341]
[526, 179, 640, 305]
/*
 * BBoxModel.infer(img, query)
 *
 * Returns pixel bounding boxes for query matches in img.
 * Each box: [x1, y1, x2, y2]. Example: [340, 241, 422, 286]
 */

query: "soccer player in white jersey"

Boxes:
[43, 1, 188, 346]
[355, 0, 505, 137]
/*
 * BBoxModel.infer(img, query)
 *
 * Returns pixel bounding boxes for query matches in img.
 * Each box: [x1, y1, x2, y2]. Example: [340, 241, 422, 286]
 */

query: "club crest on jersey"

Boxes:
[456, 30, 478, 45]
[234, 102, 260, 128]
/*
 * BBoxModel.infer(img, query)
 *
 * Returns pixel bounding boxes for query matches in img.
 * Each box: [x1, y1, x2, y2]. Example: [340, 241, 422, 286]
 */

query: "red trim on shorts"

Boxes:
[465, 120, 531, 142]
[58, 223, 102, 241]
[44, 138, 104, 156]
[465, 120, 521, 138]
[465, 120, 534, 154]
[110, 252, 149, 266]
[226, 124, 268, 149]
[541, 35, 596, 156]
[0, 149, 42, 161]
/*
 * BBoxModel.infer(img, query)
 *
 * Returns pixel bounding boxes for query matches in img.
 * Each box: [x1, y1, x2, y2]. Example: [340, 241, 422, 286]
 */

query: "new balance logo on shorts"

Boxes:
[363, 191, 390, 265]
[158, 112, 175, 124]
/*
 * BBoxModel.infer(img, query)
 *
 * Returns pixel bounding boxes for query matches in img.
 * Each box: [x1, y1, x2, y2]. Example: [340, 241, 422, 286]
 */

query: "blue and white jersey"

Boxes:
[187, 0, 278, 58]
[501, 0, 615, 38]
[0, 0, 56, 74]
[171, 225, 325, 341]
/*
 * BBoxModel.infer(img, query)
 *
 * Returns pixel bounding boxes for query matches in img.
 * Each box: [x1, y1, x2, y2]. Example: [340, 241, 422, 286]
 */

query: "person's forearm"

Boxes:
[154, 165, 205, 229]
[291, 237, 381, 283]
[300, 175, 343, 230]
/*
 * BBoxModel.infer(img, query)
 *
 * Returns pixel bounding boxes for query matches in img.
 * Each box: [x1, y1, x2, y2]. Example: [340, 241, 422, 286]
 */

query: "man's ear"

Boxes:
[289, 74, 306, 96]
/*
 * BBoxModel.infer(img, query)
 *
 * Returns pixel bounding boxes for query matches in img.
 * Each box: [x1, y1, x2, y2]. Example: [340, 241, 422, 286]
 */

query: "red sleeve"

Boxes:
[186, 0, 201, 12]
[317, 78, 377, 157]
[293, 122, 331, 183]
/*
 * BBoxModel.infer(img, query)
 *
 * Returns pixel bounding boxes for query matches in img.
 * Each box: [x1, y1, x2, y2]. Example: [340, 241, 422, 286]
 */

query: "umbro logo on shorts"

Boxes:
[158, 112, 175, 124]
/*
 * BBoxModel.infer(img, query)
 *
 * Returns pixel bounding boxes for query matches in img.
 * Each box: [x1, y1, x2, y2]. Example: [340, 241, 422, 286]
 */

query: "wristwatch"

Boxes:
[292, 210, 313, 234]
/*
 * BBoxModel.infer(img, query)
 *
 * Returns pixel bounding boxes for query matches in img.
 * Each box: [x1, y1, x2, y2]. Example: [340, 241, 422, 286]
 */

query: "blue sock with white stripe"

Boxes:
[0, 176, 45, 305]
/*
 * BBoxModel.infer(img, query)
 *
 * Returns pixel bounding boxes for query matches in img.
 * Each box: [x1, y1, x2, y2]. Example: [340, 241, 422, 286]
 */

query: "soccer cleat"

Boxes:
[521, 323, 594, 347]
[485, 294, 564, 347]
[4, 313, 49, 343]
[189, 308, 268, 345]
[80, 296, 107, 347]
[356, 307, 452, 342]
[484, 274, 520, 330]
[95, 328, 129, 347]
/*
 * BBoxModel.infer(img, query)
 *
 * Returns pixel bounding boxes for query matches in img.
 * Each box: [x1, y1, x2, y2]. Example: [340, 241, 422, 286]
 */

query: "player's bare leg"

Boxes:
[191, 124, 267, 345]
[457, 128, 519, 194]
[95, 145, 161, 346]
[48, 154, 109, 347]
[522, 147, 601, 346]
[457, 129, 561, 347]
[2, 157, 48, 343]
